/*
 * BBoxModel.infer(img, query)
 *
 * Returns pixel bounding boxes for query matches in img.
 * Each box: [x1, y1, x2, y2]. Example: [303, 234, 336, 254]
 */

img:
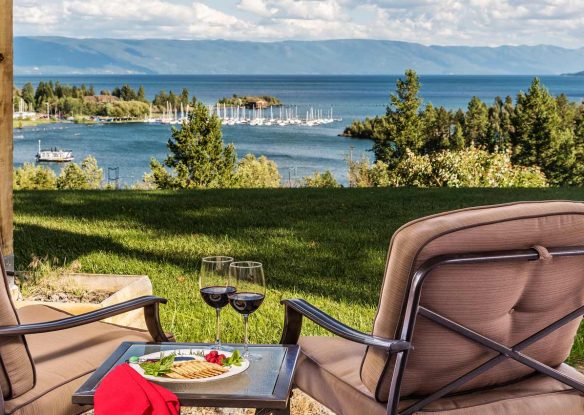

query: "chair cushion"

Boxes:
[297, 336, 584, 415]
[4, 305, 153, 415]
[361, 201, 584, 401]
[0, 254, 34, 399]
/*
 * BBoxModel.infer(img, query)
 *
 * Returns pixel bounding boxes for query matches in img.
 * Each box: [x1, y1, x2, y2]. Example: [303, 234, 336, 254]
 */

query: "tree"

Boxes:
[137, 86, 147, 102]
[21, 82, 35, 106]
[511, 78, 575, 185]
[464, 96, 489, 148]
[180, 88, 190, 106]
[302, 171, 341, 188]
[13, 164, 57, 190]
[81, 156, 103, 188]
[57, 163, 89, 189]
[373, 69, 424, 166]
[56, 156, 103, 189]
[421, 104, 452, 153]
[149, 102, 237, 189]
[233, 154, 281, 188]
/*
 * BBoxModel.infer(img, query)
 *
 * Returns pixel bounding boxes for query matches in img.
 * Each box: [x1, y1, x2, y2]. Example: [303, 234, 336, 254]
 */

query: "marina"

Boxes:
[141, 102, 342, 127]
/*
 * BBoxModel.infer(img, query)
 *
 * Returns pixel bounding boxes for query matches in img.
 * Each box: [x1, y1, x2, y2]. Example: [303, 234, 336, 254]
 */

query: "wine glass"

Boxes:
[228, 261, 266, 361]
[199, 256, 235, 351]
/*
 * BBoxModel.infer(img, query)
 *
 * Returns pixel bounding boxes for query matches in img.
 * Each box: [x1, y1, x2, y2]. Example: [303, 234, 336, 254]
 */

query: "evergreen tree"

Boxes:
[21, 83, 35, 106]
[511, 78, 575, 185]
[373, 69, 424, 166]
[571, 107, 584, 185]
[89, 85, 96, 96]
[149, 102, 236, 189]
[180, 88, 189, 106]
[464, 96, 489, 147]
[168, 91, 177, 107]
[137, 86, 147, 102]
[451, 122, 465, 150]
[421, 104, 452, 153]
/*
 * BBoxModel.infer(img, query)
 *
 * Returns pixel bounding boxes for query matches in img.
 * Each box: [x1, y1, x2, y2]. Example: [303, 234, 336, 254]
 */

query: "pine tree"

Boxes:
[149, 102, 236, 189]
[137, 86, 147, 102]
[21, 83, 35, 106]
[464, 96, 489, 148]
[451, 122, 465, 150]
[373, 69, 424, 166]
[180, 88, 190, 106]
[511, 78, 575, 185]
[421, 104, 452, 153]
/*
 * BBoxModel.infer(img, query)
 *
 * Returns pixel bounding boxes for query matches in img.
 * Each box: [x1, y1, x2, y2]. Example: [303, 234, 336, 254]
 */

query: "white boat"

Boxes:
[36, 140, 74, 162]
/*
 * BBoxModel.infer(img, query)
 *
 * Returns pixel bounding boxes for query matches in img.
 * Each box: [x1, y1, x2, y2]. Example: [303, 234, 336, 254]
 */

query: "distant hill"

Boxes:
[566, 71, 584, 76]
[14, 36, 584, 75]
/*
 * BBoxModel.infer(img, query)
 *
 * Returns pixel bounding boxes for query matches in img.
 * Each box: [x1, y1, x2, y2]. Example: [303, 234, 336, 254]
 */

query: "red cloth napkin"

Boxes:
[95, 363, 180, 415]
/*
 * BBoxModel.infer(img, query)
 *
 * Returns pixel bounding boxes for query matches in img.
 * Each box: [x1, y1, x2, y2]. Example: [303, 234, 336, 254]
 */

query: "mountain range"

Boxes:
[14, 36, 584, 75]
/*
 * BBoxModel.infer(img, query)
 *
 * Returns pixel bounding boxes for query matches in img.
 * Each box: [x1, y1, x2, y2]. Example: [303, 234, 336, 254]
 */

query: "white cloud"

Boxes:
[13, 0, 584, 47]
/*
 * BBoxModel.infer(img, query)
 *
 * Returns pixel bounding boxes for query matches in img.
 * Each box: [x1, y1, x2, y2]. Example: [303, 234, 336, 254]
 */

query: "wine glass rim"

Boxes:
[230, 261, 263, 269]
[202, 256, 234, 263]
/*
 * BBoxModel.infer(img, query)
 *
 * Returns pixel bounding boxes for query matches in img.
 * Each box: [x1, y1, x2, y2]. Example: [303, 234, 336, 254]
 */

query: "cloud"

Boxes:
[13, 0, 584, 48]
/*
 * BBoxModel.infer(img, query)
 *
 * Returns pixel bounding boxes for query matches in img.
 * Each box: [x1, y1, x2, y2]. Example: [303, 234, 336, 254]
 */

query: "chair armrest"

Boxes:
[280, 298, 410, 352]
[0, 295, 170, 342]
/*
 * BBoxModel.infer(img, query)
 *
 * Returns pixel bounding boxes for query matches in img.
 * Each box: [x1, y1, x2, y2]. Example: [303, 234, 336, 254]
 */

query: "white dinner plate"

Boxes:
[129, 348, 249, 383]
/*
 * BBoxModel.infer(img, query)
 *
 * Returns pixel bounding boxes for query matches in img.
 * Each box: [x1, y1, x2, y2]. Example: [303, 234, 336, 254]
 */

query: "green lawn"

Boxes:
[13, 188, 584, 362]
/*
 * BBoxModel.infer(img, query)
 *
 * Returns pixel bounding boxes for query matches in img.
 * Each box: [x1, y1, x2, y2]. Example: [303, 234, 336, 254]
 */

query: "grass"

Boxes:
[12, 187, 584, 363]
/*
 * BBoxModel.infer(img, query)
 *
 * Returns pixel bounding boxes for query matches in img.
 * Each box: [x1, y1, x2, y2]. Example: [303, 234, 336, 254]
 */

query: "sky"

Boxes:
[13, 0, 584, 48]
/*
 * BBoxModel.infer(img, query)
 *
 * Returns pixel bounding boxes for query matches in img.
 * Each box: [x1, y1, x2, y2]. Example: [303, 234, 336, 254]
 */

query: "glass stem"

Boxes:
[243, 314, 249, 355]
[215, 307, 221, 347]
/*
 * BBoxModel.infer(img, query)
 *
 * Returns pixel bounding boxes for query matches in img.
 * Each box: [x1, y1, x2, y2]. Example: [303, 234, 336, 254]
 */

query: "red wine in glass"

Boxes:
[228, 292, 265, 314]
[228, 261, 266, 361]
[200, 286, 237, 309]
[199, 256, 234, 351]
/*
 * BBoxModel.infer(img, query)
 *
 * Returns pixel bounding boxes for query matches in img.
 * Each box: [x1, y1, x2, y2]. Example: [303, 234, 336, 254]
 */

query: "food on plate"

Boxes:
[204, 350, 244, 367]
[139, 353, 176, 377]
[165, 360, 229, 379]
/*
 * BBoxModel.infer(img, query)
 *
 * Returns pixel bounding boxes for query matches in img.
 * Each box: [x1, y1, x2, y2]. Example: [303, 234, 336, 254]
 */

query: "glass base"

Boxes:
[243, 351, 262, 361]
[212, 343, 234, 352]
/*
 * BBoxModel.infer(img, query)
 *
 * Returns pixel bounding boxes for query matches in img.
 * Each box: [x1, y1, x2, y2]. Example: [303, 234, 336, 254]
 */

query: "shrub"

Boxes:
[389, 148, 548, 188]
[233, 154, 281, 188]
[13, 163, 57, 190]
[56, 156, 104, 190]
[302, 171, 341, 188]
[348, 156, 390, 187]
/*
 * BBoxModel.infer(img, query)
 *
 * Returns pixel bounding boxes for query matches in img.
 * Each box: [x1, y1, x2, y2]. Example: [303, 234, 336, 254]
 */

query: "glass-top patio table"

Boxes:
[73, 342, 300, 415]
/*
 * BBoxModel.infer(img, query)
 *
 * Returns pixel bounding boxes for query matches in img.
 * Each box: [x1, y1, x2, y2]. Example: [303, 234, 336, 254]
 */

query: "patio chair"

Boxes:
[0, 251, 172, 415]
[281, 201, 584, 415]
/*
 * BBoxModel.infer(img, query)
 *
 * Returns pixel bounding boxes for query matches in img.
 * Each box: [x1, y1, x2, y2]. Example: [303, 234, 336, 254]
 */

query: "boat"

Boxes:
[36, 140, 74, 162]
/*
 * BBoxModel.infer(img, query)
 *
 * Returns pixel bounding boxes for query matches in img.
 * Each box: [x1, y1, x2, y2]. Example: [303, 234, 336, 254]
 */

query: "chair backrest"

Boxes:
[0, 252, 35, 399]
[360, 201, 584, 402]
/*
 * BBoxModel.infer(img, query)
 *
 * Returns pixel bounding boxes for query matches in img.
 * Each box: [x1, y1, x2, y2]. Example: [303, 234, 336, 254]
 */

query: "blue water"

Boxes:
[13, 75, 584, 185]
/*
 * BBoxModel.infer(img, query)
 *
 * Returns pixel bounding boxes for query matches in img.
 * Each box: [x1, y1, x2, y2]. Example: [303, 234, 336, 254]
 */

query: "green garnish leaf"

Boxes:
[222, 350, 244, 367]
[139, 353, 176, 377]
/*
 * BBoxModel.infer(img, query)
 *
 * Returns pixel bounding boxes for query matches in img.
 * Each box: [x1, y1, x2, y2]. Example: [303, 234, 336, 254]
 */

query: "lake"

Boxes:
[13, 75, 584, 185]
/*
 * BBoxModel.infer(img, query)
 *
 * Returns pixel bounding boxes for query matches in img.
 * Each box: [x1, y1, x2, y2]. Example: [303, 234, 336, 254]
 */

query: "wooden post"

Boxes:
[0, 0, 13, 270]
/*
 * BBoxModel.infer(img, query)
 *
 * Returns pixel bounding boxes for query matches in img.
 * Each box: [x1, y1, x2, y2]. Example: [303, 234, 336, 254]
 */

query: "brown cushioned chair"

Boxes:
[0, 252, 171, 415]
[281, 201, 584, 415]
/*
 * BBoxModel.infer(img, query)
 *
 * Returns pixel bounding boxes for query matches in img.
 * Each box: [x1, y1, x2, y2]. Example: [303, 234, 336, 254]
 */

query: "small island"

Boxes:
[218, 95, 282, 109]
